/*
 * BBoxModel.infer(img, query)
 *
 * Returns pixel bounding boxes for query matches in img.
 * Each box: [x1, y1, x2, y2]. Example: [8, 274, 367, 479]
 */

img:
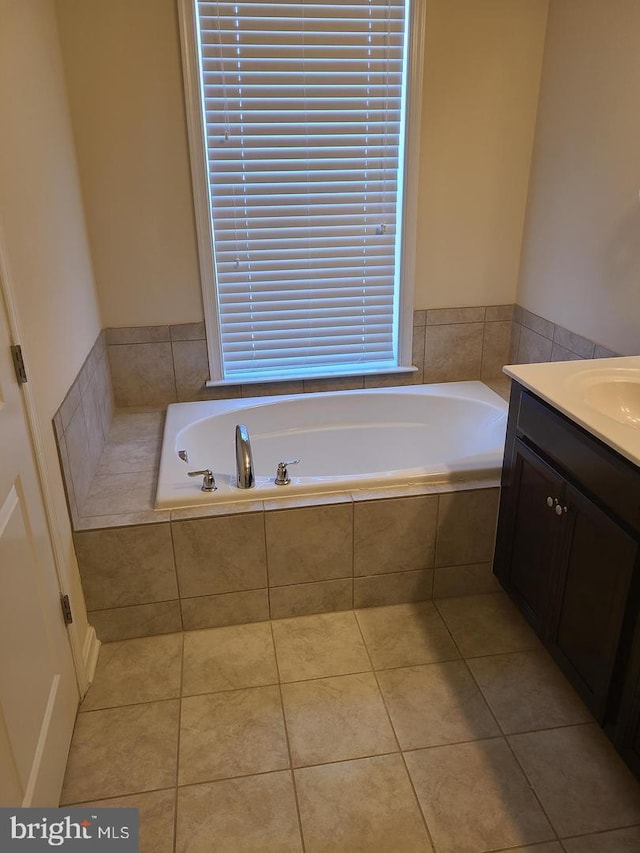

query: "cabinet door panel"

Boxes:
[503, 440, 565, 636]
[551, 485, 638, 720]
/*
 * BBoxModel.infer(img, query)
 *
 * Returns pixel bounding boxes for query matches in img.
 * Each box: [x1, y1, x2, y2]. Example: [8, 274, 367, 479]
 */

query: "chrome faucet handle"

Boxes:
[275, 459, 300, 486]
[188, 469, 217, 491]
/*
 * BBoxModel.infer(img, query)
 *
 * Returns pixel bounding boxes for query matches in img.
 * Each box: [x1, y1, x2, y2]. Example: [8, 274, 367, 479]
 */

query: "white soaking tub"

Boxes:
[155, 382, 508, 509]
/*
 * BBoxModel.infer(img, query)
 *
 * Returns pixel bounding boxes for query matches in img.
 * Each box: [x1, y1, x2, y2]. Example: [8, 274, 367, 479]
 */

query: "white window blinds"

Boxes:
[193, 0, 410, 382]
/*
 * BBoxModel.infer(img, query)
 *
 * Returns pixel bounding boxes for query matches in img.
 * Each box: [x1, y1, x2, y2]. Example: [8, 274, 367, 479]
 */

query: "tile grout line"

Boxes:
[268, 619, 308, 853]
[351, 608, 438, 852]
[173, 631, 185, 853]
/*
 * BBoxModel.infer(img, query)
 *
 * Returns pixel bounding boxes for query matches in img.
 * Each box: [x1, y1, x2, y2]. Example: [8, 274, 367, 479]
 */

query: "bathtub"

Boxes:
[155, 381, 508, 509]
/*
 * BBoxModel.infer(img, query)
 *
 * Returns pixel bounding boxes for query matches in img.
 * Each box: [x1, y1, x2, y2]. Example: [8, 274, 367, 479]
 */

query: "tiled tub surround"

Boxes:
[74, 447, 502, 642]
[105, 305, 621, 408]
[55, 304, 620, 643]
[53, 330, 113, 523]
[512, 305, 620, 365]
[105, 306, 518, 407]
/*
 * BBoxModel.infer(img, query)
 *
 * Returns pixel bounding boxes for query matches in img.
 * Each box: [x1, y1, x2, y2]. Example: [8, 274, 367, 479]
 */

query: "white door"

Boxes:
[0, 288, 78, 807]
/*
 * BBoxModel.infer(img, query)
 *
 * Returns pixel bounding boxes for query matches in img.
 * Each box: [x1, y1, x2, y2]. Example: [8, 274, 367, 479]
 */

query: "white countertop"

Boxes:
[503, 356, 640, 467]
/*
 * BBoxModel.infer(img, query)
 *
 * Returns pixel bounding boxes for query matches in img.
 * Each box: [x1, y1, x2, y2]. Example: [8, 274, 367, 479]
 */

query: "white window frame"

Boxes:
[178, 0, 425, 385]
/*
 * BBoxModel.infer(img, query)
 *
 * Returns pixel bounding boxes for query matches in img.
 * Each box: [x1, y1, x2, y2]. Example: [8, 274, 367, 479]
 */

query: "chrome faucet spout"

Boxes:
[235, 423, 255, 489]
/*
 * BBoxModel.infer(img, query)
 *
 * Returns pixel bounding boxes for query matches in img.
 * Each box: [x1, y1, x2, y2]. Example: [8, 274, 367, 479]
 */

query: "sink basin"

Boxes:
[574, 371, 640, 427]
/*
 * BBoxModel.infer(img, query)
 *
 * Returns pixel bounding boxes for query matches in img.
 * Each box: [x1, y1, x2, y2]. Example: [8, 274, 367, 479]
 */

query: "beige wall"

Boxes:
[55, 0, 202, 327]
[0, 0, 102, 674]
[56, 0, 548, 325]
[415, 0, 548, 309]
[518, 0, 640, 355]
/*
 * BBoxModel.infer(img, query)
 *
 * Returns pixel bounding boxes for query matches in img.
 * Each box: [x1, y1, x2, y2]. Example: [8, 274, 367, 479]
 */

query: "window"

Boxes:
[179, 0, 424, 384]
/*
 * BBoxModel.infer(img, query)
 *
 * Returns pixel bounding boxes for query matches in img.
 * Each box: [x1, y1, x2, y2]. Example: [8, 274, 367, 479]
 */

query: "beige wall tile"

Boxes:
[107, 326, 170, 344]
[423, 323, 484, 382]
[172, 338, 209, 402]
[594, 344, 619, 359]
[509, 725, 640, 837]
[517, 326, 553, 363]
[60, 699, 180, 804]
[59, 380, 82, 431]
[303, 375, 365, 393]
[405, 739, 554, 853]
[468, 649, 592, 735]
[354, 569, 433, 608]
[294, 754, 433, 852]
[178, 686, 289, 785]
[58, 435, 78, 523]
[181, 589, 269, 631]
[355, 601, 459, 669]
[170, 321, 205, 341]
[108, 411, 165, 444]
[481, 320, 512, 378]
[485, 304, 514, 322]
[269, 579, 353, 620]
[551, 342, 583, 362]
[435, 592, 539, 658]
[176, 773, 302, 853]
[69, 790, 176, 853]
[76, 510, 171, 531]
[553, 325, 595, 358]
[95, 352, 114, 439]
[75, 523, 178, 609]
[435, 488, 499, 567]
[243, 380, 304, 398]
[282, 672, 398, 767]
[433, 562, 499, 598]
[412, 324, 426, 380]
[413, 309, 427, 326]
[81, 633, 183, 711]
[109, 342, 177, 407]
[266, 504, 352, 586]
[88, 601, 182, 643]
[510, 321, 522, 362]
[272, 611, 371, 682]
[520, 308, 555, 340]
[82, 376, 106, 471]
[182, 621, 278, 695]
[427, 307, 486, 325]
[65, 402, 94, 504]
[377, 660, 499, 750]
[354, 495, 438, 576]
[173, 514, 267, 597]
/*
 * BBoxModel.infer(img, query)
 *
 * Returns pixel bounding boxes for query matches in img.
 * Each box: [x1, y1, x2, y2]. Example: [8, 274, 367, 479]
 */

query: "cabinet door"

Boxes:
[549, 484, 638, 721]
[497, 440, 565, 637]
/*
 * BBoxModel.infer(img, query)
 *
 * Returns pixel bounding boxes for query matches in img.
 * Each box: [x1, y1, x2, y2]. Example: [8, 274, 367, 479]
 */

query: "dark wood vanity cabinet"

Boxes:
[493, 383, 640, 761]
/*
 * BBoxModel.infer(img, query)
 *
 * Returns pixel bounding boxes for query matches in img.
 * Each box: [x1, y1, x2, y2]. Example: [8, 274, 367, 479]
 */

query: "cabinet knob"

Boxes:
[555, 504, 568, 516]
[546, 496, 554, 508]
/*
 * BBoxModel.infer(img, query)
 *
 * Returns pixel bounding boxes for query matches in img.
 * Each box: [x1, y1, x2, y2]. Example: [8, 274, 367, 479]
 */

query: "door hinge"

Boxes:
[61, 594, 74, 625]
[10, 345, 28, 384]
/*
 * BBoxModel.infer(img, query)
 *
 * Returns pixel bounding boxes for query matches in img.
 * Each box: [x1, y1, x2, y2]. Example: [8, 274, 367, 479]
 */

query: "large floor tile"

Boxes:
[404, 738, 554, 853]
[176, 771, 302, 852]
[508, 724, 640, 837]
[182, 621, 278, 695]
[81, 633, 182, 711]
[67, 789, 176, 853]
[271, 611, 371, 682]
[294, 754, 433, 852]
[435, 592, 539, 657]
[282, 672, 398, 766]
[355, 602, 459, 669]
[60, 700, 180, 803]
[468, 649, 592, 734]
[377, 660, 499, 749]
[178, 686, 289, 785]
[562, 826, 640, 852]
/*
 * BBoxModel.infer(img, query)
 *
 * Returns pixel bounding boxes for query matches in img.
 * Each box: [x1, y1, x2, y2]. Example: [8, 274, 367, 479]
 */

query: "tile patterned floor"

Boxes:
[61, 592, 640, 853]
